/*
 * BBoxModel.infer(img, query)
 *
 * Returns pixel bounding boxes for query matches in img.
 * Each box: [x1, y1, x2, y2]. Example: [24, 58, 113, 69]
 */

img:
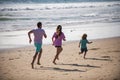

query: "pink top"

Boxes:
[32, 28, 46, 44]
[52, 32, 65, 46]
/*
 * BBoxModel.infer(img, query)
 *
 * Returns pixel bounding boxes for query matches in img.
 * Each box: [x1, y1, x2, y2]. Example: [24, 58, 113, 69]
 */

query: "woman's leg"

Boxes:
[83, 48, 88, 59]
[53, 47, 63, 64]
[56, 47, 63, 60]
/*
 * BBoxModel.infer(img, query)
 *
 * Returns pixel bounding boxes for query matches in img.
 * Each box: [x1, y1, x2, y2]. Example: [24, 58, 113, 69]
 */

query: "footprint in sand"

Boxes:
[0, 57, 5, 61]
[18, 50, 21, 52]
[15, 57, 20, 59]
[63, 73, 68, 75]
[118, 60, 120, 62]
[9, 58, 14, 60]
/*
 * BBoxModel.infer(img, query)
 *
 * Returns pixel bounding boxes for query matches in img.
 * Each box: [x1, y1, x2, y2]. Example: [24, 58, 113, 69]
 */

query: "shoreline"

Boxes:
[0, 22, 120, 50]
[0, 36, 119, 52]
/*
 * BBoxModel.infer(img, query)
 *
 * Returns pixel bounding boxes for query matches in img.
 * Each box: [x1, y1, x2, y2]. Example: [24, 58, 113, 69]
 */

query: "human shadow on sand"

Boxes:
[108, 50, 120, 53]
[59, 63, 101, 68]
[85, 57, 112, 61]
[89, 48, 100, 50]
[34, 66, 85, 72]
[53, 67, 85, 72]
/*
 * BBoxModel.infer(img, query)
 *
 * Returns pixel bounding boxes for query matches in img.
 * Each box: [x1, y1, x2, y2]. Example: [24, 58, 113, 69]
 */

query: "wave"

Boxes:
[1, 2, 120, 12]
[0, 0, 120, 4]
[1, 18, 120, 32]
[0, 17, 47, 21]
[0, 1, 120, 32]
[0, 8, 34, 11]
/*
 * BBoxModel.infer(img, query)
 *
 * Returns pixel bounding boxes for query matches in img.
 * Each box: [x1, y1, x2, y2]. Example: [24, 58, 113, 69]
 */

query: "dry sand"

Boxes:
[0, 37, 120, 80]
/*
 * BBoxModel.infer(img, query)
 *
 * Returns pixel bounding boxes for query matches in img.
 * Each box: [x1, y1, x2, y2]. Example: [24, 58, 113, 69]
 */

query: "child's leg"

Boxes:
[31, 52, 38, 69]
[83, 48, 88, 59]
[53, 47, 63, 64]
[37, 48, 42, 65]
[79, 52, 83, 54]
[79, 48, 83, 54]
[83, 52, 87, 59]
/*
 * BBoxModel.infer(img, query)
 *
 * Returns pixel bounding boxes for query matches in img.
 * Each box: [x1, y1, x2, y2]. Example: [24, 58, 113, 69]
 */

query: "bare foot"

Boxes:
[37, 63, 41, 65]
[79, 52, 82, 55]
[83, 57, 86, 59]
[53, 61, 56, 65]
[31, 63, 34, 69]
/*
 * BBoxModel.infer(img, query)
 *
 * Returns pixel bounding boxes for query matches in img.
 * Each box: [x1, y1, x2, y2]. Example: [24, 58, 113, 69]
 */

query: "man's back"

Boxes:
[33, 28, 45, 44]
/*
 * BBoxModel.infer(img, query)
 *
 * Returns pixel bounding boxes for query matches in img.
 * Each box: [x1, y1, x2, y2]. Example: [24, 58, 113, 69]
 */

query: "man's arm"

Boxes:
[44, 33, 47, 38]
[28, 30, 33, 44]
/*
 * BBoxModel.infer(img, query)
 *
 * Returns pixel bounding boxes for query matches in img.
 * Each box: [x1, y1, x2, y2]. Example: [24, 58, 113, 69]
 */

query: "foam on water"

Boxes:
[0, 22, 120, 49]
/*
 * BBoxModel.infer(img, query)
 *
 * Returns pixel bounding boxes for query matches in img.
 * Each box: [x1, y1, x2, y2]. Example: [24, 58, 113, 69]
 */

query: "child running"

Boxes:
[28, 22, 47, 69]
[52, 25, 66, 64]
[78, 33, 92, 59]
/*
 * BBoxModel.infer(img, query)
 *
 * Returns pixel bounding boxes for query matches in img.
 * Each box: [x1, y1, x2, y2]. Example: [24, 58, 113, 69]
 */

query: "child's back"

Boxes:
[78, 33, 92, 59]
[80, 39, 88, 49]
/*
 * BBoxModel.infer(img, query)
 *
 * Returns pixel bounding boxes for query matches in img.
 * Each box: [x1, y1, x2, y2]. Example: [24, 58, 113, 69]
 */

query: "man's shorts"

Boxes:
[34, 43, 42, 52]
[81, 48, 88, 53]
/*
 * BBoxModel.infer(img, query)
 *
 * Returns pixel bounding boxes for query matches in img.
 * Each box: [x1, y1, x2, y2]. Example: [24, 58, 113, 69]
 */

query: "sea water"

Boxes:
[0, 0, 120, 49]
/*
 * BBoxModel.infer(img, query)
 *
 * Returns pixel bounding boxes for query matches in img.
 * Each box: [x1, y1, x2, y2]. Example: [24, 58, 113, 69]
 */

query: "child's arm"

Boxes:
[86, 39, 92, 44]
[28, 30, 33, 44]
[88, 41, 92, 44]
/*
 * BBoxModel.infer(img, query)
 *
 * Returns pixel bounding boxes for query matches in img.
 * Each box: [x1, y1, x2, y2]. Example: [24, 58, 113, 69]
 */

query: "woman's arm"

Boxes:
[52, 33, 55, 45]
[63, 38, 66, 41]
[62, 32, 66, 41]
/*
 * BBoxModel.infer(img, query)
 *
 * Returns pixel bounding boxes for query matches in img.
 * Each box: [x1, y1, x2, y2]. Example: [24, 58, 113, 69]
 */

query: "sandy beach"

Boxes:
[0, 37, 120, 80]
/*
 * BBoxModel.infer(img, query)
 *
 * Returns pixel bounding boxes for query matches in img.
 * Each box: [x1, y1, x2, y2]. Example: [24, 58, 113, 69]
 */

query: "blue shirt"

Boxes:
[80, 39, 89, 48]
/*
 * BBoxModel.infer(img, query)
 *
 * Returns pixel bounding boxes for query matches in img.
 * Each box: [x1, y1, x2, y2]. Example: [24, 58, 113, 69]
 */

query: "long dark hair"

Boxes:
[56, 25, 62, 38]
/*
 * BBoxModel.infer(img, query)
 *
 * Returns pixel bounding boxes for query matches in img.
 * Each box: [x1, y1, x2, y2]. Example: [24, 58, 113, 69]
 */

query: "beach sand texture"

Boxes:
[0, 37, 120, 80]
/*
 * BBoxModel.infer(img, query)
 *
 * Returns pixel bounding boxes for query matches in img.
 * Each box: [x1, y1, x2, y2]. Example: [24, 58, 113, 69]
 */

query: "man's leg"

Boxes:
[31, 52, 38, 69]
[37, 48, 42, 65]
